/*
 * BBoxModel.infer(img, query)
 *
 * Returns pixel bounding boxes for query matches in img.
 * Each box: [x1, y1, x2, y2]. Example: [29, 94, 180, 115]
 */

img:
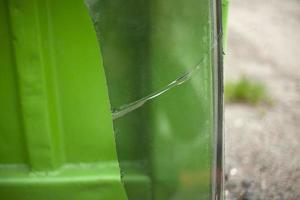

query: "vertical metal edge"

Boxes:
[217, 0, 224, 198]
[212, 0, 224, 199]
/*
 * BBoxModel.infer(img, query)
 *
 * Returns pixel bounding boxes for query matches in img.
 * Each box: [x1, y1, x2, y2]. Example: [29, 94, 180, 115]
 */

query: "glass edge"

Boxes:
[211, 0, 224, 199]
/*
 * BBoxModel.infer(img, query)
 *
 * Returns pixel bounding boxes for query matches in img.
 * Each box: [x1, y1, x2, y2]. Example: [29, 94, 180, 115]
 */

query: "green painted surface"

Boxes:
[0, 0, 127, 199]
[222, 0, 229, 47]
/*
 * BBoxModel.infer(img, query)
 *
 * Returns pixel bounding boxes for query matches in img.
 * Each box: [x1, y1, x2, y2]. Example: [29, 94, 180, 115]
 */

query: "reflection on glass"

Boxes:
[85, 0, 221, 199]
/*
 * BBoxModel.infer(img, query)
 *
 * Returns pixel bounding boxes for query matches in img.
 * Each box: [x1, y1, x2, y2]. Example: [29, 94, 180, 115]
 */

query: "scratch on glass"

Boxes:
[112, 35, 219, 120]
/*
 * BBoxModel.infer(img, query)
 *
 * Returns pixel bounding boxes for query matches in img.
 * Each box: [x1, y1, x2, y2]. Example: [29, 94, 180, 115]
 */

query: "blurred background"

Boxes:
[224, 0, 300, 199]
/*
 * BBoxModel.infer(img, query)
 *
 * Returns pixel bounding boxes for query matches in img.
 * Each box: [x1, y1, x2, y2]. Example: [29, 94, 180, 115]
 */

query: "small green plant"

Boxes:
[225, 77, 272, 105]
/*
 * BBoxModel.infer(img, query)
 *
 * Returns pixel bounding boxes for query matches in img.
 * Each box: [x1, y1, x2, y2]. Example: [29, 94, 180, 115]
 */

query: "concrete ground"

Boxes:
[224, 0, 300, 199]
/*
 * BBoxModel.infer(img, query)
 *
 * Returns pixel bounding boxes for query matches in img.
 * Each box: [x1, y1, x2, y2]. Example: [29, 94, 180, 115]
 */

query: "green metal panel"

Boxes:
[0, 0, 127, 199]
[222, 0, 229, 47]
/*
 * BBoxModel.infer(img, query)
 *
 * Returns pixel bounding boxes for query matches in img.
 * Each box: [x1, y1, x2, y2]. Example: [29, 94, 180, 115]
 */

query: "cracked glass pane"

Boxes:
[85, 0, 223, 199]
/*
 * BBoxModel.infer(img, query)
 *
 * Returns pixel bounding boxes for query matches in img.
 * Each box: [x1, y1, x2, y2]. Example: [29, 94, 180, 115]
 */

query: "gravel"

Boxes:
[224, 0, 300, 199]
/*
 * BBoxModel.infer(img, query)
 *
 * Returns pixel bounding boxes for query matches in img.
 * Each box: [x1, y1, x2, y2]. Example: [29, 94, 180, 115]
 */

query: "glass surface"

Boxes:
[85, 0, 222, 199]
